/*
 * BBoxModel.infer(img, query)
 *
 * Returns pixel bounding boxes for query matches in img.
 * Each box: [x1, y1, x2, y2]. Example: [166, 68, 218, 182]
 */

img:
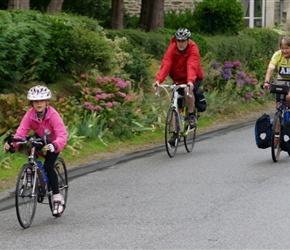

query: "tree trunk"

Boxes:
[111, 0, 123, 30]
[8, 0, 30, 10]
[139, 0, 149, 29]
[140, 0, 164, 32]
[148, 0, 164, 32]
[47, 0, 65, 14]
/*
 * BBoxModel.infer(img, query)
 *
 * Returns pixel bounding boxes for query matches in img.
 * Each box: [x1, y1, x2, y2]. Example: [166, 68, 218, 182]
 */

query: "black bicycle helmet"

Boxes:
[175, 28, 191, 40]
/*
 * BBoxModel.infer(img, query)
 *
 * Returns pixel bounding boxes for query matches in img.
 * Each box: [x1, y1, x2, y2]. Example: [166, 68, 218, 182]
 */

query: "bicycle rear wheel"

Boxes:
[48, 157, 68, 214]
[165, 107, 179, 157]
[271, 112, 282, 162]
[184, 125, 196, 153]
[15, 164, 37, 229]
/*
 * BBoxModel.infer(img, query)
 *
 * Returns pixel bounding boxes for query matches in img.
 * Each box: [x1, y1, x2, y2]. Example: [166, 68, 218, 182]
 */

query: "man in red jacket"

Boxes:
[153, 28, 204, 145]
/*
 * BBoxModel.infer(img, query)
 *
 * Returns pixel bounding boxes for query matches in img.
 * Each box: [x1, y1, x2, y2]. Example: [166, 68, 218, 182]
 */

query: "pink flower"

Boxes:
[95, 94, 102, 100]
[80, 74, 87, 79]
[117, 91, 126, 98]
[106, 102, 113, 108]
[93, 88, 102, 94]
[95, 105, 103, 111]
[74, 82, 81, 87]
[125, 93, 135, 101]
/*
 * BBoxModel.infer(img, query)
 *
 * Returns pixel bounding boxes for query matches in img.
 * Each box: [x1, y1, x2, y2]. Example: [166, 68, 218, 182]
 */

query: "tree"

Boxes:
[110, 0, 123, 29]
[8, 0, 30, 9]
[47, 0, 65, 14]
[139, 0, 164, 32]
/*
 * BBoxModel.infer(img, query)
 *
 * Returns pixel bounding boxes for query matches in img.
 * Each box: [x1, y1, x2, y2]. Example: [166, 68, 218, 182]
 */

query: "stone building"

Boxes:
[124, 0, 290, 31]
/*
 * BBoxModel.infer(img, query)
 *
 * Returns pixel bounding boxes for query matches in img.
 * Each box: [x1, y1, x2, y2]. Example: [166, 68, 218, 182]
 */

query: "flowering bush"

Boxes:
[74, 75, 135, 113]
[209, 61, 265, 101]
[74, 75, 140, 139]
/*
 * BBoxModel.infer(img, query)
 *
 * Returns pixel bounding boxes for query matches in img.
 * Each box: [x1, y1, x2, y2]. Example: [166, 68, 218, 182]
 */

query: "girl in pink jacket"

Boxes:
[5, 85, 68, 216]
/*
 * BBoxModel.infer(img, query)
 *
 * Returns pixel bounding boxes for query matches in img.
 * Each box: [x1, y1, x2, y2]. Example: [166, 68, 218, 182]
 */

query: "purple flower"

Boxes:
[211, 62, 218, 69]
[223, 74, 231, 80]
[224, 61, 233, 68]
[237, 71, 246, 79]
[224, 69, 232, 76]
[245, 77, 251, 84]
[245, 92, 253, 100]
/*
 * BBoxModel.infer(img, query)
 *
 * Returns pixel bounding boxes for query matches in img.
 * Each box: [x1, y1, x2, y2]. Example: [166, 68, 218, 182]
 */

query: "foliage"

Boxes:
[106, 29, 172, 60]
[204, 35, 257, 66]
[192, 0, 244, 35]
[67, 27, 113, 75]
[0, 93, 28, 135]
[164, 9, 195, 32]
[0, 10, 51, 88]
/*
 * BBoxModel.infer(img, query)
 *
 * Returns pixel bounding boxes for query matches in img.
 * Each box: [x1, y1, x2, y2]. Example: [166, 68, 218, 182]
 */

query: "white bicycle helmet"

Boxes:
[27, 85, 52, 100]
[175, 28, 191, 40]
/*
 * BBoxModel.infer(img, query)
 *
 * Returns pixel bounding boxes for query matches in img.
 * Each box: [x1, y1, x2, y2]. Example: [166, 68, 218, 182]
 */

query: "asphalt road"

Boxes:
[1, 120, 290, 249]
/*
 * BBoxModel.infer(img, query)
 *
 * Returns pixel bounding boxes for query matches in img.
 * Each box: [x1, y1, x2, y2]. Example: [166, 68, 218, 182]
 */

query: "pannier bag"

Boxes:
[255, 113, 272, 149]
[281, 121, 290, 152]
[194, 88, 207, 112]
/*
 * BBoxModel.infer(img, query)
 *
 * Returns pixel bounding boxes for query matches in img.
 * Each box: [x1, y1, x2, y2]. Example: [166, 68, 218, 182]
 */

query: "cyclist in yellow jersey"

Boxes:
[264, 36, 290, 107]
[264, 36, 290, 147]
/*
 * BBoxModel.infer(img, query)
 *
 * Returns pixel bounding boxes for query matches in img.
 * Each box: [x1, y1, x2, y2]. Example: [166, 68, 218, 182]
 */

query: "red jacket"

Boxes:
[156, 38, 204, 84]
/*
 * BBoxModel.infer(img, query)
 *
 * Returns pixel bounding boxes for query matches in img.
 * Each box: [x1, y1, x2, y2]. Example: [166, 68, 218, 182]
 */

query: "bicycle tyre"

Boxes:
[271, 112, 282, 162]
[48, 157, 68, 215]
[165, 107, 179, 157]
[184, 124, 196, 153]
[15, 163, 37, 229]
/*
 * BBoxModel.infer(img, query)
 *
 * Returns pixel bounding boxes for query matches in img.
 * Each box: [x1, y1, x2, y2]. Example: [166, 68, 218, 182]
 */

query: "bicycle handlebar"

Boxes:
[154, 83, 192, 98]
[6, 130, 51, 153]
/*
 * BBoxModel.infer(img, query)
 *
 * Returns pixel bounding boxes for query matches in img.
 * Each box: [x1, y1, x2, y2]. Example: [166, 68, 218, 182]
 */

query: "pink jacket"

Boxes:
[14, 106, 68, 153]
[156, 38, 204, 84]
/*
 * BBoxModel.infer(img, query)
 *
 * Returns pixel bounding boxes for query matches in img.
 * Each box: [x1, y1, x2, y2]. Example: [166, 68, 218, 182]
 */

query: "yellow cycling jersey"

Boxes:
[269, 50, 290, 80]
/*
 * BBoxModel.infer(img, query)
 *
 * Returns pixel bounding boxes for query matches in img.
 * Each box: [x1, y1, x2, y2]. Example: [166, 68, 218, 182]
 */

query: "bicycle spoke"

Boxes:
[165, 107, 179, 157]
[15, 164, 37, 229]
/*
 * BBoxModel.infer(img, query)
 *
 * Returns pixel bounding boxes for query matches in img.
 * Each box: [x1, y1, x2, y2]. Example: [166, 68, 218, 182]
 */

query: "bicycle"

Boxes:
[268, 80, 290, 162]
[6, 131, 68, 228]
[155, 83, 198, 158]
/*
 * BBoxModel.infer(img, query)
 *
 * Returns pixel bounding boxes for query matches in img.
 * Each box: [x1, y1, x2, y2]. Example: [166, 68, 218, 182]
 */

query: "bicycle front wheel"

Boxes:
[15, 164, 37, 229]
[48, 157, 68, 214]
[271, 112, 282, 162]
[165, 107, 179, 158]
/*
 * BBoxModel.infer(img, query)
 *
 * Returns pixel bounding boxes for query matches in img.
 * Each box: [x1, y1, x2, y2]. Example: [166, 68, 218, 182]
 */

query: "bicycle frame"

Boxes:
[156, 83, 190, 133]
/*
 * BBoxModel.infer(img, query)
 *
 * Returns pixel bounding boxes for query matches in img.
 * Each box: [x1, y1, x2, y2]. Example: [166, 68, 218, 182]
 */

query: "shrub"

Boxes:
[204, 35, 257, 65]
[67, 28, 113, 75]
[0, 10, 50, 88]
[192, 0, 244, 35]
[164, 9, 195, 31]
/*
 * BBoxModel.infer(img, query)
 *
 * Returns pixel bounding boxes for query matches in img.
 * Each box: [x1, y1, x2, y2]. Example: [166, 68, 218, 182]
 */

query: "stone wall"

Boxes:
[124, 0, 202, 16]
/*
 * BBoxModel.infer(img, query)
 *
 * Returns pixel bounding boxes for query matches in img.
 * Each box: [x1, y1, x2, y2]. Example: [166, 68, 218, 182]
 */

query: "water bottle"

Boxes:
[38, 161, 48, 183]
[284, 109, 290, 123]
